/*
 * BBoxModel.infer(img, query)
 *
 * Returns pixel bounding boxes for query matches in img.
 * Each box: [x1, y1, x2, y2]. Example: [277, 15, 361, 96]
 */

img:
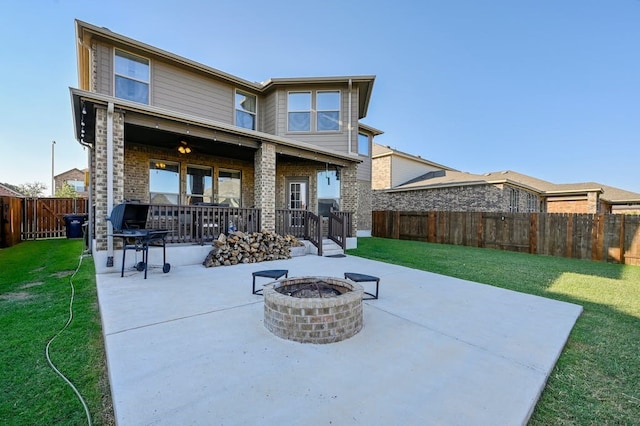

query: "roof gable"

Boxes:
[0, 183, 24, 197]
[76, 20, 376, 118]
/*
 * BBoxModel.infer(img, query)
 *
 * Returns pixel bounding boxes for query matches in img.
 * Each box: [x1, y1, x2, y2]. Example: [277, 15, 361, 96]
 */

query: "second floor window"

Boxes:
[316, 91, 340, 131]
[358, 132, 369, 155]
[287, 92, 311, 131]
[115, 50, 149, 104]
[235, 91, 256, 130]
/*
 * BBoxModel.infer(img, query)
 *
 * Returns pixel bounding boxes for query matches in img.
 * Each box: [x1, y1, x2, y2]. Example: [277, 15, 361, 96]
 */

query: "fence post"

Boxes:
[566, 214, 574, 259]
[529, 213, 537, 254]
[591, 214, 605, 261]
[393, 211, 400, 239]
[475, 212, 483, 248]
[619, 214, 626, 264]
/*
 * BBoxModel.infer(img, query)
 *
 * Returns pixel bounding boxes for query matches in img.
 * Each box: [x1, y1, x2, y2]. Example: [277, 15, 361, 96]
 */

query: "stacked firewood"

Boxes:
[203, 230, 303, 267]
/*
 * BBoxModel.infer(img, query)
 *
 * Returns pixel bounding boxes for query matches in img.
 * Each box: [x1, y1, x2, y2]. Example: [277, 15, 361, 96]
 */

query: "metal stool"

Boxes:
[344, 272, 380, 300]
[252, 269, 288, 295]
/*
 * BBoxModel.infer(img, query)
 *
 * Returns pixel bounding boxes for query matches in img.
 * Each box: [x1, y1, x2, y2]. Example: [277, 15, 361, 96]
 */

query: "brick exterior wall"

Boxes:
[373, 184, 541, 213]
[357, 180, 372, 232]
[371, 156, 391, 189]
[54, 169, 87, 197]
[275, 159, 359, 236]
[255, 142, 276, 232]
[341, 163, 359, 236]
[124, 143, 255, 206]
[276, 159, 318, 211]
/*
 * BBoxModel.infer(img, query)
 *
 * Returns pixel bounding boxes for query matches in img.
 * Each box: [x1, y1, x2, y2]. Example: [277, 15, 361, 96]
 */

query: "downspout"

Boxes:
[85, 147, 93, 255]
[348, 78, 352, 155]
[78, 102, 94, 255]
[106, 102, 114, 267]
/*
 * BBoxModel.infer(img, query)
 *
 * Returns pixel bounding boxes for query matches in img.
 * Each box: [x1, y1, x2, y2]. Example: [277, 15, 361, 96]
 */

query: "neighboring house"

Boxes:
[372, 145, 640, 214]
[0, 183, 24, 197]
[69, 20, 380, 266]
[372, 143, 456, 190]
[54, 168, 88, 197]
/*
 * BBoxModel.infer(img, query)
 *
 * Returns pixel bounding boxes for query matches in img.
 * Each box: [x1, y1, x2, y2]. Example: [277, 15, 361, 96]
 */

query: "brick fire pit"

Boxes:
[263, 277, 364, 344]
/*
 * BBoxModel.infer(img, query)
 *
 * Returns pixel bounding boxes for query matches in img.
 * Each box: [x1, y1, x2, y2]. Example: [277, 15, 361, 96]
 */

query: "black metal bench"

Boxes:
[344, 272, 380, 300]
[252, 269, 288, 295]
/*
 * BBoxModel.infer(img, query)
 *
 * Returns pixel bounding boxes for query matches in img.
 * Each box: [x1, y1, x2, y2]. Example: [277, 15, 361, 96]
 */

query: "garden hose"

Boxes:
[44, 250, 92, 425]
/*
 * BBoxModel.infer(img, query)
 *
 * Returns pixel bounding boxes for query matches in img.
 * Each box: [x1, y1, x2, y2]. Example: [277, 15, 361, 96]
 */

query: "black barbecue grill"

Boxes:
[108, 202, 171, 279]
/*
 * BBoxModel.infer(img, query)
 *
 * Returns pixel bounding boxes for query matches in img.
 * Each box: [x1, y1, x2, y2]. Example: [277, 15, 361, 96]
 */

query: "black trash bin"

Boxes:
[64, 214, 87, 239]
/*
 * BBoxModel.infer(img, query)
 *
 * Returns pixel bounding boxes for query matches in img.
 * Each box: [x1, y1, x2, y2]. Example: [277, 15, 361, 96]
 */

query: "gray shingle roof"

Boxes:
[389, 169, 640, 203]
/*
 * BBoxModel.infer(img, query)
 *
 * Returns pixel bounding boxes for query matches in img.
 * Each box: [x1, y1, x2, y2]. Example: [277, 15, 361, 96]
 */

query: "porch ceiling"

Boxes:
[126, 124, 257, 161]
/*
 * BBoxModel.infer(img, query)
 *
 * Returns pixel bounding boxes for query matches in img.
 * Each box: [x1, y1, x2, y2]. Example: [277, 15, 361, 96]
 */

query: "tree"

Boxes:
[16, 182, 47, 197]
[55, 182, 79, 198]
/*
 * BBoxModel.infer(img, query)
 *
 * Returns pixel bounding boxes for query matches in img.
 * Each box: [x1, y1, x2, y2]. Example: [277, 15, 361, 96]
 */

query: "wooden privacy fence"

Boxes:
[372, 211, 640, 265]
[1, 196, 23, 247]
[21, 197, 89, 240]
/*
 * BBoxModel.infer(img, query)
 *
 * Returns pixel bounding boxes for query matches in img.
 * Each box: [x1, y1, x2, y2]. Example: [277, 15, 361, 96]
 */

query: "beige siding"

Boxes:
[262, 91, 277, 134]
[357, 155, 371, 182]
[153, 62, 234, 123]
[95, 42, 112, 96]
[273, 85, 356, 154]
[391, 157, 442, 187]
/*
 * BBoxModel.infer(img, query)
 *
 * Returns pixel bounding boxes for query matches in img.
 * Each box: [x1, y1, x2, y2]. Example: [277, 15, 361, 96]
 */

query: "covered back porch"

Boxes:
[71, 90, 360, 266]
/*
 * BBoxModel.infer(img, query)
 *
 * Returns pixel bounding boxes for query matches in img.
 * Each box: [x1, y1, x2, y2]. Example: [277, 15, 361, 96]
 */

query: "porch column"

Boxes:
[93, 106, 125, 253]
[254, 141, 276, 232]
[342, 163, 359, 236]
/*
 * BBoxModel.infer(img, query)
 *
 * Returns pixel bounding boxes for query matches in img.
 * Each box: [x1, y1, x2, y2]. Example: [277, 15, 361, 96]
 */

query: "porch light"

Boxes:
[177, 140, 192, 154]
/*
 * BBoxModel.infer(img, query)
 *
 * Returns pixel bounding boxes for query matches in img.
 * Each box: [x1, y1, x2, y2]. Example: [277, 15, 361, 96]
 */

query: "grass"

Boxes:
[2, 237, 638, 424]
[0, 240, 113, 425]
[348, 237, 640, 425]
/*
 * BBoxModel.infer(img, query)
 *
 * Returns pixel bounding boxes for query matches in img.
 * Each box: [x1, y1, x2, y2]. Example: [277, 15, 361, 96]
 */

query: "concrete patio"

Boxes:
[96, 252, 582, 425]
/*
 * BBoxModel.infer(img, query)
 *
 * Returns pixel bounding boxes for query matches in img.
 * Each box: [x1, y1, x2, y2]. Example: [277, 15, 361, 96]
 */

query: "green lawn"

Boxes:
[348, 237, 640, 425]
[2, 238, 638, 424]
[0, 240, 112, 425]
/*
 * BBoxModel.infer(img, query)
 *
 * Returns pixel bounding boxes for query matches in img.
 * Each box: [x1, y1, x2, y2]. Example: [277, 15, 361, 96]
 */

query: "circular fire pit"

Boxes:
[263, 276, 364, 344]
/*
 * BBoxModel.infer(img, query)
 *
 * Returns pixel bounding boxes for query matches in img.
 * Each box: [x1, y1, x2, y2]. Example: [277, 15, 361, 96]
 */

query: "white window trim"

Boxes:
[114, 48, 151, 103]
[287, 91, 312, 133]
[358, 132, 370, 156]
[235, 89, 257, 130]
[315, 90, 341, 132]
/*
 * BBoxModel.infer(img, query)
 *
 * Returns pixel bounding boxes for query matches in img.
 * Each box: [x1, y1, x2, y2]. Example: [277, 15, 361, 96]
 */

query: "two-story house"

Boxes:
[54, 168, 89, 197]
[70, 20, 380, 270]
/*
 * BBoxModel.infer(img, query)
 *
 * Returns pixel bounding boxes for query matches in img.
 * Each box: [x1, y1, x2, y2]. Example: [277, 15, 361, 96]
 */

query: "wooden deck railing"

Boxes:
[146, 204, 260, 245]
[275, 209, 323, 255]
[328, 211, 348, 249]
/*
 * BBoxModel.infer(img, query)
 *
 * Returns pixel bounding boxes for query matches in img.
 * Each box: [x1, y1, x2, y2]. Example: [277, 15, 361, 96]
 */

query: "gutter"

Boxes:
[70, 88, 364, 164]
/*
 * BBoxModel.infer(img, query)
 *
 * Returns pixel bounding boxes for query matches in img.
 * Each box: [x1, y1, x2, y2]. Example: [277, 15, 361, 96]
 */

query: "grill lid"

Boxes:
[109, 203, 150, 231]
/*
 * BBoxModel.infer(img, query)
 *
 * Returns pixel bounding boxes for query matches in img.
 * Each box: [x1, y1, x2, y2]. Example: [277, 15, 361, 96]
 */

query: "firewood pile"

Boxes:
[203, 230, 303, 267]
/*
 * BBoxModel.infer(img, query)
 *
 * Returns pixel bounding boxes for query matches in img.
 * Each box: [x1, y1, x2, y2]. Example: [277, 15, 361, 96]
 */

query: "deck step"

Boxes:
[321, 239, 344, 257]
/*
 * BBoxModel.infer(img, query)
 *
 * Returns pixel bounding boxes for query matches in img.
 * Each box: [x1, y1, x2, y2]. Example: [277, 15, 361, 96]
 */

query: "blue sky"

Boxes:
[1, 0, 639, 194]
